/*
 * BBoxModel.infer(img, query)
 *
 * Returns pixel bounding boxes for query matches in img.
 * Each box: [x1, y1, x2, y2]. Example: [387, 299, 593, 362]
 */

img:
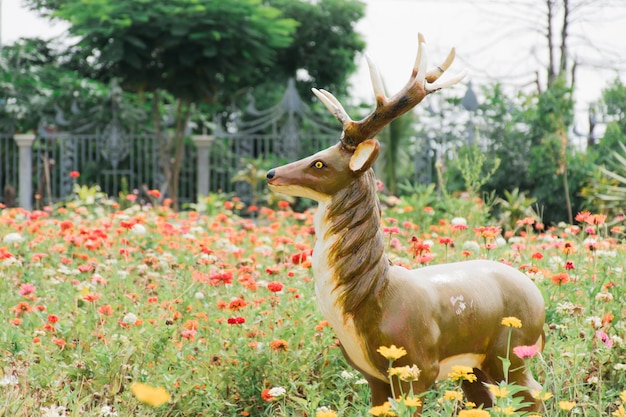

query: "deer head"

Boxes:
[265, 34, 466, 202]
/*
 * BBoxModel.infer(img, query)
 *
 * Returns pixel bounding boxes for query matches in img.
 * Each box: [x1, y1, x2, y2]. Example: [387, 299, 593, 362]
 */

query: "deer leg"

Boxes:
[482, 356, 542, 412]
[508, 368, 543, 412]
[461, 368, 494, 409]
[366, 377, 393, 406]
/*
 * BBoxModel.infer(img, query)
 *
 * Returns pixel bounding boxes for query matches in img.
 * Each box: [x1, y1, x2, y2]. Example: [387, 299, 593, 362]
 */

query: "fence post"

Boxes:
[14, 133, 36, 211]
[192, 134, 214, 199]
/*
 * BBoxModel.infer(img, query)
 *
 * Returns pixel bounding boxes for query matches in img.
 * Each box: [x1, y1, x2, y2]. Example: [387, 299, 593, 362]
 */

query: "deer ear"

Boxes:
[349, 139, 380, 173]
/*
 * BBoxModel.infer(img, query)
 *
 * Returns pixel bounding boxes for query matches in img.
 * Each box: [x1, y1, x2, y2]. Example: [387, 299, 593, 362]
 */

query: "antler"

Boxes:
[313, 34, 467, 150]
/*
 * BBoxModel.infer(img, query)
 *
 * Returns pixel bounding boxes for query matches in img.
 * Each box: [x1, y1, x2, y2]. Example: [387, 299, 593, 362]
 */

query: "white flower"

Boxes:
[268, 386, 286, 398]
[613, 363, 626, 371]
[3, 232, 23, 243]
[0, 374, 18, 386]
[495, 237, 506, 247]
[462, 241, 481, 252]
[585, 316, 602, 329]
[194, 292, 205, 299]
[131, 224, 146, 235]
[40, 405, 67, 417]
[451, 217, 467, 226]
[122, 313, 138, 325]
[595, 292, 613, 302]
[98, 406, 118, 416]
[340, 370, 357, 379]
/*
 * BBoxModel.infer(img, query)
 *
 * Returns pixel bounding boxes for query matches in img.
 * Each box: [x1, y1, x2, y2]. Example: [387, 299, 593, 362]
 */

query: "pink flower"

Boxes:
[513, 344, 539, 359]
[19, 283, 36, 296]
[181, 330, 196, 340]
[595, 330, 614, 348]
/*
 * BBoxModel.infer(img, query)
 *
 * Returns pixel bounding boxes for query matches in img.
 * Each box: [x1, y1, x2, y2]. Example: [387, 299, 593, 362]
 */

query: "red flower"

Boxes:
[291, 252, 307, 265]
[227, 316, 246, 325]
[98, 305, 113, 316]
[47, 314, 59, 324]
[148, 189, 161, 198]
[261, 389, 274, 402]
[83, 293, 101, 302]
[267, 281, 284, 293]
[531, 252, 544, 260]
[69, 171, 80, 179]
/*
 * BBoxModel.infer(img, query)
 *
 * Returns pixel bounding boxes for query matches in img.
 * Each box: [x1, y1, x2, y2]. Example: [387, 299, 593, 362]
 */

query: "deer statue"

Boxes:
[266, 35, 546, 414]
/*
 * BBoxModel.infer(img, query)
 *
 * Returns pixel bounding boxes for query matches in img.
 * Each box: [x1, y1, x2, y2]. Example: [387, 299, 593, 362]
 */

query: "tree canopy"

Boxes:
[49, 0, 298, 103]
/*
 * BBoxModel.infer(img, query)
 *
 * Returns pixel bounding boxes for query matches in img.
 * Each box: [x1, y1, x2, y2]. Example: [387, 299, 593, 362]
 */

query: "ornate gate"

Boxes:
[210, 78, 341, 201]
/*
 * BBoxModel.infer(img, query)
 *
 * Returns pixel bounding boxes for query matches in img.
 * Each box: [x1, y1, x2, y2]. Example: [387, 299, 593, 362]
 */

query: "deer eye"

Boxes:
[312, 160, 326, 169]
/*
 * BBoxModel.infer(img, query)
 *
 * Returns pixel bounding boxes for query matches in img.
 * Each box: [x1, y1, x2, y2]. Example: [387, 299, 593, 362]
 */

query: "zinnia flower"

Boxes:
[377, 345, 407, 361]
[369, 401, 395, 416]
[513, 344, 539, 359]
[130, 382, 170, 407]
[501, 317, 522, 328]
[447, 366, 477, 382]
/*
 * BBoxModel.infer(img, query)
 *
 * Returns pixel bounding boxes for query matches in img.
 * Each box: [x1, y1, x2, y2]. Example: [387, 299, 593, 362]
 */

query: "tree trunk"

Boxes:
[559, 0, 570, 77]
[169, 99, 192, 211]
[546, 0, 556, 87]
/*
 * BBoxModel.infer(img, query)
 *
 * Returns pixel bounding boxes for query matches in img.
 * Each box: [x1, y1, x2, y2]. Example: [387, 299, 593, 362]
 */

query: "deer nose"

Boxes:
[266, 169, 276, 181]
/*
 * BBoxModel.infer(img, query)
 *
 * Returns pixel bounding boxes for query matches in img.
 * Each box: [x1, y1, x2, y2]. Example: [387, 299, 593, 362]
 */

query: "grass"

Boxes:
[0, 195, 624, 417]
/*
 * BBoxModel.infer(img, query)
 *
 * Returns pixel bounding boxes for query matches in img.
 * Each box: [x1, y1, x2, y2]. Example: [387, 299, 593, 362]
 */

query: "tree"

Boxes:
[0, 38, 110, 133]
[35, 0, 298, 208]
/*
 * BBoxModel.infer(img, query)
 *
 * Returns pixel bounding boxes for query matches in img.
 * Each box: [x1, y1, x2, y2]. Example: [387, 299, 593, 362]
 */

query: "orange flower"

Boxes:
[551, 272, 570, 286]
[269, 339, 289, 351]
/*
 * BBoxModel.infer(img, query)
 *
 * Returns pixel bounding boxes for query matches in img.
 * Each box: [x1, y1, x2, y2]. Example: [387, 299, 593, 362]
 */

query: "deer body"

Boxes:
[267, 37, 545, 414]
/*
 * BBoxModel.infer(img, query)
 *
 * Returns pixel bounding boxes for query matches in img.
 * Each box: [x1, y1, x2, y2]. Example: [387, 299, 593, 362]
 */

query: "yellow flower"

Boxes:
[130, 382, 170, 407]
[501, 316, 522, 328]
[558, 400, 577, 411]
[447, 365, 477, 383]
[388, 365, 421, 381]
[459, 410, 490, 417]
[398, 395, 422, 408]
[621, 390, 626, 403]
[465, 401, 476, 409]
[613, 405, 626, 417]
[316, 407, 338, 417]
[443, 390, 463, 401]
[377, 345, 407, 361]
[488, 384, 510, 398]
[531, 390, 554, 401]
[369, 401, 396, 416]
[494, 405, 515, 415]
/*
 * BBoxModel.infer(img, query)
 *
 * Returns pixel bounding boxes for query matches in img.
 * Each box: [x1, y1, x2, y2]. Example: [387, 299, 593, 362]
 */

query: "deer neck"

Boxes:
[312, 169, 389, 320]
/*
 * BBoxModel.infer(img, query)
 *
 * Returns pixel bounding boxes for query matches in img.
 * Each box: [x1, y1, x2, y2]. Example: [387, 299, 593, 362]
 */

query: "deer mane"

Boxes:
[326, 169, 389, 317]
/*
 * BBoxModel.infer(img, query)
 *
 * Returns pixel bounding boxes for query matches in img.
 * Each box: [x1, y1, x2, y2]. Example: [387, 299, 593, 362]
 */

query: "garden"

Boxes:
[0, 180, 624, 417]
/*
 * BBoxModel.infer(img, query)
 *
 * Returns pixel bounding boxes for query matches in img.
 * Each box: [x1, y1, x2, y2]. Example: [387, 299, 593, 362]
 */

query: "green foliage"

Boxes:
[0, 38, 109, 132]
[602, 78, 626, 134]
[52, 0, 298, 102]
[264, 0, 365, 97]
[377, 112, 417, 196]
[494, 188, 540, 233]
[584, 141, 626, 215]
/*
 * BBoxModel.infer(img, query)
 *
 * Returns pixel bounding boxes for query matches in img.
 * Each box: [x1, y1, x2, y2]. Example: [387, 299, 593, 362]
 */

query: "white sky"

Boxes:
[2, 0, 625, 133]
